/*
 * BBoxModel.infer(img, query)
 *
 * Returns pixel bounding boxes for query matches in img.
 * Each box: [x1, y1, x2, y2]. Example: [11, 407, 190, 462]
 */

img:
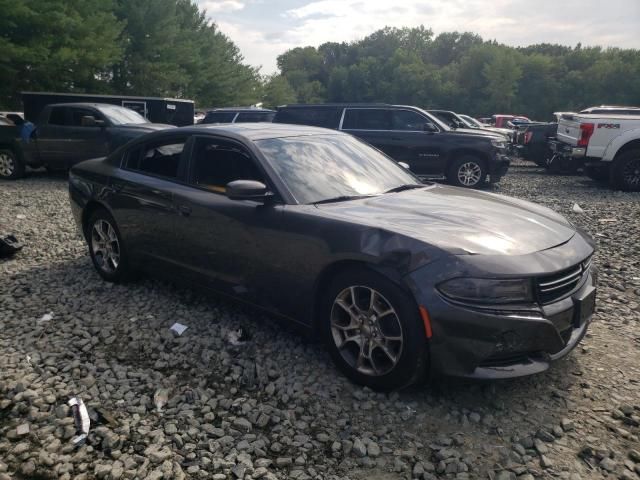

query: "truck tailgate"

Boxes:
[556, 115, 581, 146]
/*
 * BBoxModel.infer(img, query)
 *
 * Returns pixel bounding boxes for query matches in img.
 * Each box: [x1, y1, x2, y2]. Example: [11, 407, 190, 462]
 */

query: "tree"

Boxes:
[0, 0, 124, 108]
[262, 75, 297, 108]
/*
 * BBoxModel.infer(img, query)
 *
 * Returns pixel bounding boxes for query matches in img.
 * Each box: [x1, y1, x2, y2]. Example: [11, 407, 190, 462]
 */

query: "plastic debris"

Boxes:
[598, 218, 617, 223]
[15, 214, 26, 220]
[572, 203, 585, 214]
[227, 328, 249, 346]
[154, 388, 169, 413]
[38, 312, 54, 323]
[0, 234, 23, 258]
[16, 423, 30, 435]
[68, 397, 90, 446]
[169, 322, 188, 335]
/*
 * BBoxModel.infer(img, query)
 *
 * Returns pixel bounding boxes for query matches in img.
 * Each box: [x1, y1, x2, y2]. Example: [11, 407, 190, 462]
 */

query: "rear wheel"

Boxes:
[321, 268, 428, 390]
[0, 149, 25, 180]
[446, 155, 486, 188]
[610, 149, 640, 192]
[87, 209, 132, 282]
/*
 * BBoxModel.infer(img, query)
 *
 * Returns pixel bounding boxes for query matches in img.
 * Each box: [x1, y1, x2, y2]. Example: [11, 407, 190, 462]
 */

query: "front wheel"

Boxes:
[610, 149, 640, 192]
[446, 156, 486, 188]
[87, 209, 132, 282]
[0, 149, 25, 180]
[322, 268, 428, 390]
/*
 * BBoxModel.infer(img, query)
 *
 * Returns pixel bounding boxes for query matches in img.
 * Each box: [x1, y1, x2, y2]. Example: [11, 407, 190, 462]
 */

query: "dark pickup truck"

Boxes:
[0, 102, 171, 179]
[273, 104, 511, 188]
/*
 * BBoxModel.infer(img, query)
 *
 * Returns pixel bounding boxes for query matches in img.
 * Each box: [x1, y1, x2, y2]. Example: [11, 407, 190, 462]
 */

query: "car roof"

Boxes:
[175, 123, 343, 141]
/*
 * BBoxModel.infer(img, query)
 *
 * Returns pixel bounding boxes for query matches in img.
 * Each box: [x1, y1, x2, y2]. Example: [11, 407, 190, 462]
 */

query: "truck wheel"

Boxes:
[446, 156, 486, 188]
[0, 149, 25, 180]
[584, 165, 609, 183]
[610, 149, 640, 192]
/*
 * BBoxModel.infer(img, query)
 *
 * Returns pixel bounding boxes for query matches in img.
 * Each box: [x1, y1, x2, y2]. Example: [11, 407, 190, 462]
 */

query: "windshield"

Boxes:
[256, 134, 422, 204]
[99, 105, 149, 125]
[459, 115, 481, 128]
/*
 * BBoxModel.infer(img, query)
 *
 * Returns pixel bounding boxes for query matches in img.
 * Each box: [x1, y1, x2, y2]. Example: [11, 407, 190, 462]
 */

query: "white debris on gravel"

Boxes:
[1, 165, 639, 480]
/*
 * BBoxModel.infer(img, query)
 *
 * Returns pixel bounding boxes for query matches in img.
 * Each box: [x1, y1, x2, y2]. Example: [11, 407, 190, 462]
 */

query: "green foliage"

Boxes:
[262, 75, 297, 108]
[0, 0, 262, 110]
[277, 27, 640, 118]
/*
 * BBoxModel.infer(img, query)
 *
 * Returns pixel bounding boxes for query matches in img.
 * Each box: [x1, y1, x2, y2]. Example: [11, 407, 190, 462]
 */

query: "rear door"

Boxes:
[35, 106, 70, 168]
[108, 135, 190, 269]
[340, 108, 395, 156]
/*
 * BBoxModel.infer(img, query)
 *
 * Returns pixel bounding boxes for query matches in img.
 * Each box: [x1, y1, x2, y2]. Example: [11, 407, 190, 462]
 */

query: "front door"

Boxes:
[388, 109, 444, 176]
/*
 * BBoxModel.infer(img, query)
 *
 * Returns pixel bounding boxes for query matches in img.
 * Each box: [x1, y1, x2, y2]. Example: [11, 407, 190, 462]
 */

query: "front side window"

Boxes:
[257, 134, 419, 204]
[69, 108, 104, 127]
[191, 138, 264, 193]
[392, 110, 434, 131]
[126, 137, 186, 179]
[342, 109, 391, 130]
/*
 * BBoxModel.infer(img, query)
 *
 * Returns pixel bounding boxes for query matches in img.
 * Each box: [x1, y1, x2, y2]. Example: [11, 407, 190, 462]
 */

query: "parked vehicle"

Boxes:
[0, 102, 171, 179]
[492, 114, 530, 128]
[551, 112, 640, 190]
[515, 122, 557, 167]
[274, 104, 511, 188]
[69, 123, 597, 388]
[201, 107, 276, 124]
[451, 112, 515, 139]
[427, 110, 512, 140]
[22, 92, 194, 127]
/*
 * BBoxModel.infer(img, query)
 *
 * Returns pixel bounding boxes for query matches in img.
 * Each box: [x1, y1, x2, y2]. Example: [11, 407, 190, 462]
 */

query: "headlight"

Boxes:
[491, 139, 508, 149]
[438, 277, 534, 304]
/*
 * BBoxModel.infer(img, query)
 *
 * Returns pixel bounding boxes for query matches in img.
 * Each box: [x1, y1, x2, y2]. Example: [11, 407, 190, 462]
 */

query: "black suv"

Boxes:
[201, 108, 275, 124]
[273, 104, 511, 188]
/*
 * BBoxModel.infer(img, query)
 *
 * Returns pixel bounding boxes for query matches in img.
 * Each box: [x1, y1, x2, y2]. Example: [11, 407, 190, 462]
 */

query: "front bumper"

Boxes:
[404, 235, 596, 379]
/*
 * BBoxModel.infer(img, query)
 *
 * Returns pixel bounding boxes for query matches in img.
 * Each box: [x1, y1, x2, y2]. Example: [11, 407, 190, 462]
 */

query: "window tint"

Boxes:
[69, 108, 102, 127]
[202, 112, 237, 124]
[191, 138, 264, 193]
[275, 108, 342, 128]
[235, 112, 275, 123]
[392, 110, 432, 131]
[48, 107, 68, 125]
[342, 109, 391, 130]
[126, 137, 186, 179]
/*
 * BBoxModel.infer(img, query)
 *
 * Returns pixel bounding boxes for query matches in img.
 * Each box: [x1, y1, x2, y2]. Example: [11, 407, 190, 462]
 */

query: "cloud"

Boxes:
[200, 0, 245, 13]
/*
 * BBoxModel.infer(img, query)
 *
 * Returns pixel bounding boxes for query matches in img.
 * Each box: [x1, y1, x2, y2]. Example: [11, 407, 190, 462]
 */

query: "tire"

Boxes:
[0, 149, 25, 180]
[446, 155, 486, 188]
[321, 268, 429, 390]
[86, 208, 132, 282]
[584, 165, 610, 183]
[610, 149, 640, 192]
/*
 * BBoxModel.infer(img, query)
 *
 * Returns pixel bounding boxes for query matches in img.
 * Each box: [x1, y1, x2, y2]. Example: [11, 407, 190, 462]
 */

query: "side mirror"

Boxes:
[398, 162, 411, 170]
[423, 123, 437, 133]
[226, 180, 272, 202]
[81, 115, 105, 127]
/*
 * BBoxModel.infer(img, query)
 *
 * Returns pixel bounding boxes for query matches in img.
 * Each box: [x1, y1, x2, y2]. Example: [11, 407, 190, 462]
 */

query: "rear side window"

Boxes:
[190, 137, 264, 193]
[342, 109, 391, 130]
[202, 112, 236, 124]
[125, 137, 187, 179]
[275, 108, 342, 128]
[235, 112, 275, 123]
[48, 107, 68, 125]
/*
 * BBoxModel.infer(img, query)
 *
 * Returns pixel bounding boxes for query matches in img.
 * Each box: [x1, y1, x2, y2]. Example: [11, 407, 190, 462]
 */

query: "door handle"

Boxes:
[177, 204, 192, 216]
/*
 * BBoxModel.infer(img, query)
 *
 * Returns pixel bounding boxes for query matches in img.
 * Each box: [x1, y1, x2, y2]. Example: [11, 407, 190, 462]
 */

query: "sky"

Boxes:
[196, 0, 640, 75]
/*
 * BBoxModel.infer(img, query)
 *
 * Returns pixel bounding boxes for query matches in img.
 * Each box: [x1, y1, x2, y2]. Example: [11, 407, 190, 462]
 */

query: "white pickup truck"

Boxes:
[549, 112, 640, 191]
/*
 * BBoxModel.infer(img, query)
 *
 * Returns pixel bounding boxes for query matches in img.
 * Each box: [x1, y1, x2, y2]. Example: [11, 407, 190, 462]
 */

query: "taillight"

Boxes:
[524, 131, 533, 144]
[577, 123, 595, 147]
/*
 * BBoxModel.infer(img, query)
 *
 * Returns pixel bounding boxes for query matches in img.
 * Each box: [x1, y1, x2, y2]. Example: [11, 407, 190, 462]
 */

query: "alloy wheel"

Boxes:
[0, 153, 15, 177]
[457, 161, 482, 186]
[330, 285, 403, 376]
[622, 156, 640, 188]
[91, 219, 120, 274]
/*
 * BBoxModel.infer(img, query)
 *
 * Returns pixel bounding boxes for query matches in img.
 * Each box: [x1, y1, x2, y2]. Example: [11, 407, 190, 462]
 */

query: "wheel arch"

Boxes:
[613, 138, 640, 159]
[81, 200, 112, 241]
[446, 148, 489, 167]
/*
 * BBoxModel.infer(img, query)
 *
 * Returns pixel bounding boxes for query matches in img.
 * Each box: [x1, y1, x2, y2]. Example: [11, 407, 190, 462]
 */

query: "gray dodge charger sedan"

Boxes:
[69, 123, 597, 389]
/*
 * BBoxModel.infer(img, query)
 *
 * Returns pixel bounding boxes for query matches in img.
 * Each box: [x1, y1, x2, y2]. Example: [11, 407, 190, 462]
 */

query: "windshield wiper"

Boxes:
[314, 194, 376, 205]
[384, 184, 424, 194]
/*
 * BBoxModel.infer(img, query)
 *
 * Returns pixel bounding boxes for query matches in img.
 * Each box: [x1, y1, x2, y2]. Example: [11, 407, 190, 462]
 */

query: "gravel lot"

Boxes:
[1, 163, 639, 480]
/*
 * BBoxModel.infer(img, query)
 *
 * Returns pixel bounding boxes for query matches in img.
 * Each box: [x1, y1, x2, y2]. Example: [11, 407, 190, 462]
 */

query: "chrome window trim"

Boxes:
[339, 107, 440, 133]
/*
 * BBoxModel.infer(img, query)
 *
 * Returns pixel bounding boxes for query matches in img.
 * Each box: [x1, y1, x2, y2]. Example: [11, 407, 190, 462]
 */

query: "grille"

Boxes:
[535, 257, 591, 304]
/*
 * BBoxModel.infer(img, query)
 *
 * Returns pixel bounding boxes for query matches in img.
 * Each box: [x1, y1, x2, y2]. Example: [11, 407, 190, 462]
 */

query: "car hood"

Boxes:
[316, 185, 576, 256]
